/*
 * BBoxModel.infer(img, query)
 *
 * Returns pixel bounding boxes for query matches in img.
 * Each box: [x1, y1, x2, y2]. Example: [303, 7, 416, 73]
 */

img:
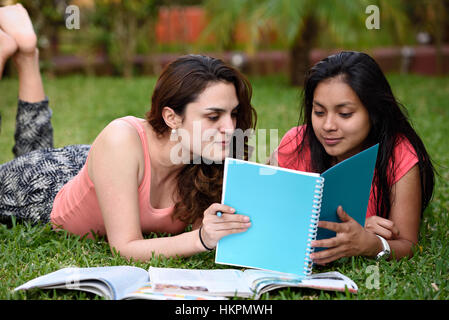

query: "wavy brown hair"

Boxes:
[146, 55, 257, 225]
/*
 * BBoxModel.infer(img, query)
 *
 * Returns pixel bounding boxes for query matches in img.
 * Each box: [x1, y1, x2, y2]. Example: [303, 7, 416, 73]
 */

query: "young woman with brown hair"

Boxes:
[0, 4, 256, 262]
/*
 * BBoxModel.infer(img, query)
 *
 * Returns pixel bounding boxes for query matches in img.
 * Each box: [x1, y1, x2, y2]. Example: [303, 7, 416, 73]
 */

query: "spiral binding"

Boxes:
[303, 176, 324, 276]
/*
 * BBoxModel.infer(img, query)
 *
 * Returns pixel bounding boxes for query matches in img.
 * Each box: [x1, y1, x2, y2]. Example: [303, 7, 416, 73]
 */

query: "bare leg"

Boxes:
[0, 4, 44, 102]
[13, 49, 46, 102]
[0, 5, 90, 226]
[0, 4, 50, 156]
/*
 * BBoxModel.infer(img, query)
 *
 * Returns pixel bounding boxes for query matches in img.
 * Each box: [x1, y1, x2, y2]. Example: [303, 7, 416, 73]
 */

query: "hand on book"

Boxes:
[200, 203, 251, 250]
[309, 206, 381, 265]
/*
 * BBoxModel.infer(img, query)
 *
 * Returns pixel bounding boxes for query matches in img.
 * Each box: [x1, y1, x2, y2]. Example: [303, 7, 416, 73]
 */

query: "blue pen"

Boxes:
[216, 211, 222, 217]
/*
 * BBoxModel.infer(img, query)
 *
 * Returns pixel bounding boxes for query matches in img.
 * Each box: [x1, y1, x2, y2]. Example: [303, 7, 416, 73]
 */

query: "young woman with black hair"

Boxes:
[0, 4, 255, 261]
[275, 51, 435, 263]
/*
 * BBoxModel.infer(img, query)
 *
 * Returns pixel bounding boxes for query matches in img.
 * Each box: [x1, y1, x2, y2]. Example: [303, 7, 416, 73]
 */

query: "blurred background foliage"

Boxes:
[202, 0, 411, 84]
[1, 0, 448, 84]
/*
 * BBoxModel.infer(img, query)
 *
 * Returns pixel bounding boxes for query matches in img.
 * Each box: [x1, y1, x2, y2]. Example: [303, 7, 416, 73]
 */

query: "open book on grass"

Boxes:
[148, 267, 358, 298]
[14, 265, 358, 300]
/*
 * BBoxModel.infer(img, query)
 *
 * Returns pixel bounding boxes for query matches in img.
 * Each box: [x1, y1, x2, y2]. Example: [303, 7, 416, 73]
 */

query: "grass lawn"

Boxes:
[0, 73, 448, 300]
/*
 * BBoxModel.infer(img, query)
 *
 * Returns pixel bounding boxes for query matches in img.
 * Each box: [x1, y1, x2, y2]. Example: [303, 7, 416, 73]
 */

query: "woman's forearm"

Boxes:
[110, 229, 207, 262]
[363, 231, 415, 261]
[387, 238, 415, 260]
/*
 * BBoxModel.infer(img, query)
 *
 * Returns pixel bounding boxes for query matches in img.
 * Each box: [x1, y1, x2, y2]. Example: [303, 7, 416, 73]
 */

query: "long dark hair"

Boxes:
[290, 51, 434, 218]
[146, 54, 257, 224]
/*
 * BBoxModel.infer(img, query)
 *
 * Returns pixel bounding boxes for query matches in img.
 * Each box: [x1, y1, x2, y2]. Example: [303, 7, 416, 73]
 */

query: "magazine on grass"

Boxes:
[14, 266, 225, 300]
[14, 265, 358, 300]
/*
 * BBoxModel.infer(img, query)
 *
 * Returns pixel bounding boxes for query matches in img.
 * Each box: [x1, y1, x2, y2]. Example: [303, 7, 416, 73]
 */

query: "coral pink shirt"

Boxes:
[276, 126, 419, 218]
[50, 116, 187, 237]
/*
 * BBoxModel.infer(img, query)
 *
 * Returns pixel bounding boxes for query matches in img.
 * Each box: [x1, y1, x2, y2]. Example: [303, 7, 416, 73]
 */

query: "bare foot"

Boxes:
[0, 28, 17, 79]
[0, 4, 44, 102]
[0, 4, 37, 55]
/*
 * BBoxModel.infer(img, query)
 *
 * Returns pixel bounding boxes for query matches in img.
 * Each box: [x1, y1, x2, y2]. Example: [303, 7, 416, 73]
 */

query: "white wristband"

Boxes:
[375, 235, 391, 260]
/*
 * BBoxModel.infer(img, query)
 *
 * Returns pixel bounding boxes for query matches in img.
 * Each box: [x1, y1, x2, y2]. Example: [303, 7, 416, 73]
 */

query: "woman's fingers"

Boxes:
[215, 211, 250, 222]
[310, 248, 344, 265]
[204, 203, 236, 216]
[212, 212, 251, 232]
[214, 220, 251, 231]
[204, 203, 250, 225]
[200, 203, 251, 250]
[375, 227, 393, 239]
[311, 237, 338, 249]
[365, 216, 400, 239]
[376, 218, 400, 238]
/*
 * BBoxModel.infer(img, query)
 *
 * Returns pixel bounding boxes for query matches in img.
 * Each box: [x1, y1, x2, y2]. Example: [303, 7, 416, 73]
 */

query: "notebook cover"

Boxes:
[317, 144, 379, 242]
[215, 158, 321, 276]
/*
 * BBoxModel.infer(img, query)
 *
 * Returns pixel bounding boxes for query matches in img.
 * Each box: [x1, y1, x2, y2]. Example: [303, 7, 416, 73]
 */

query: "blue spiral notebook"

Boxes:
[215, 144, 378, 276]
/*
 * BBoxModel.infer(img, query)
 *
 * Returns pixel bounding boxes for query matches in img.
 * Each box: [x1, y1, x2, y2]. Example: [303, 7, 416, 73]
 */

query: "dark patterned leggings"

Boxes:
[0, 98, 90, 225]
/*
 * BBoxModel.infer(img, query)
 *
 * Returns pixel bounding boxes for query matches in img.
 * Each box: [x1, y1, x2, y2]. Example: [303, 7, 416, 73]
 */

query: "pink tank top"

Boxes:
[50, 116, 187, 237]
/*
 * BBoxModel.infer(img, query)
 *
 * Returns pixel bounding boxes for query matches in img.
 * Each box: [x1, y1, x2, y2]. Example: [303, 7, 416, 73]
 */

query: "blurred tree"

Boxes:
[408, 0, 448, 74]
[202, 0, 410, 86]
[92, 0, 159, 77]
[201, 0, 253, 51]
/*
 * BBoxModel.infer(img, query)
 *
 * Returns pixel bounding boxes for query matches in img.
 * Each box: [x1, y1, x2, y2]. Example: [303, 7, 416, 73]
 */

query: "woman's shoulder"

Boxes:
[279, 125, 307, 151]
[389, 134, 419, 184]
[394, 134, 417, 154]
[89, 117, 145, 161]
[87, 117, 146, 182]
[100, 116, 151, 141]
[393, 134, 419, 165]
[276, 125, 310, 170]
[98, 117, 143, 145]
[285, 124, 306, 137]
